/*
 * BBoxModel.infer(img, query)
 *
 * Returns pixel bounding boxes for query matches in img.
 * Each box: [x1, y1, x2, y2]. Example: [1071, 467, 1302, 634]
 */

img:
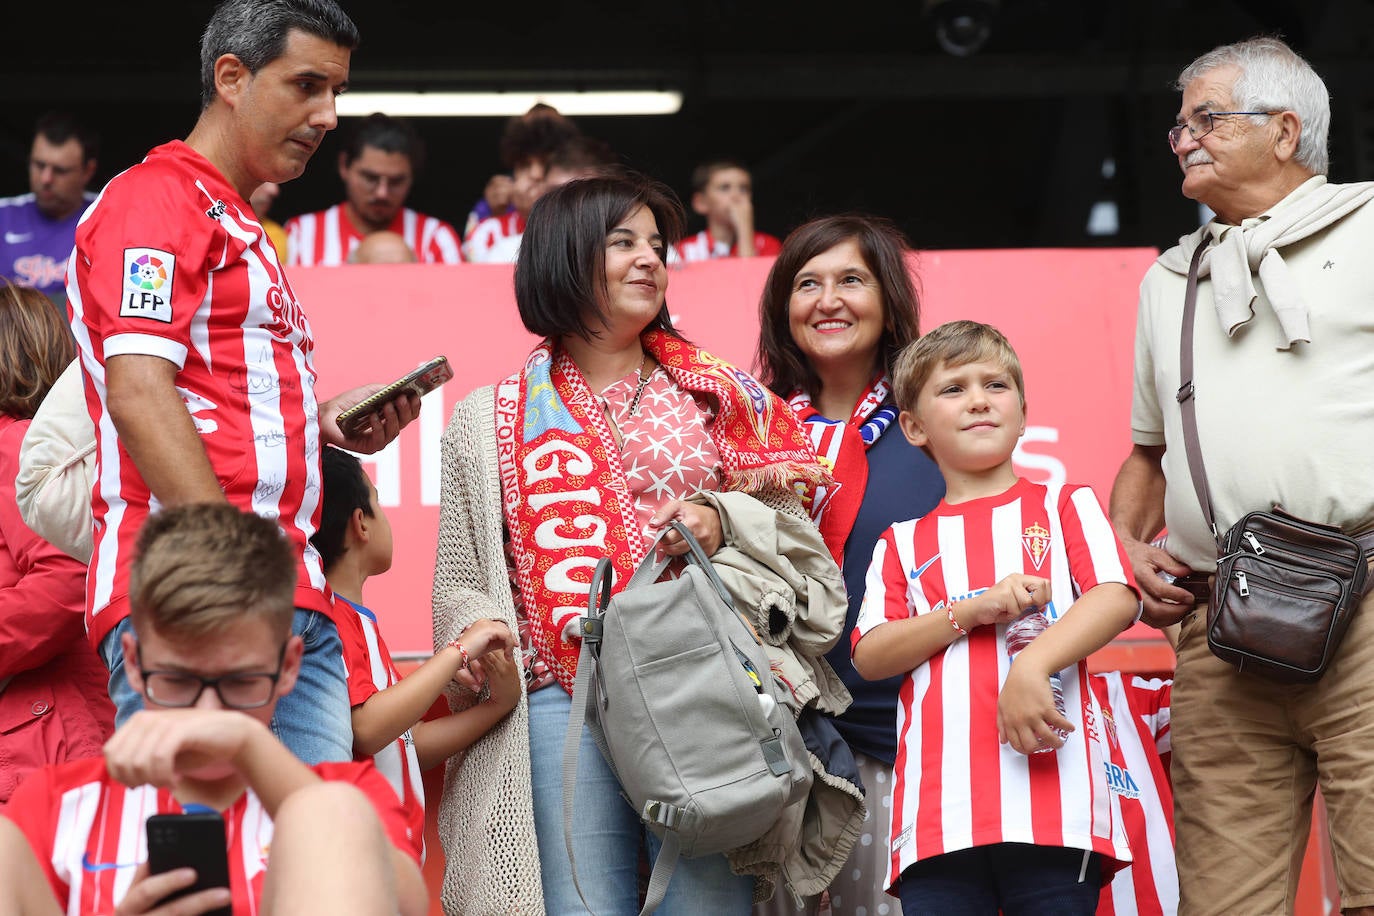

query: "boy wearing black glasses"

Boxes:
[0, 504, 427, 916]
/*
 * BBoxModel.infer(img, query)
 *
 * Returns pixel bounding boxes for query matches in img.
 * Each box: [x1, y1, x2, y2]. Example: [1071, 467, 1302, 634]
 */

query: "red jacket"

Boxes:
[0, 414, 113, 803]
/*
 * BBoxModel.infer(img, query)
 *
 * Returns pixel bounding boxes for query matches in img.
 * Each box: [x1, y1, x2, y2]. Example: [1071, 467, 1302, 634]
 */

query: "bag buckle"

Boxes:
[1176, 381, 1195, 403]
[579, 616, 602, 645]
[642, 800, 683, 830]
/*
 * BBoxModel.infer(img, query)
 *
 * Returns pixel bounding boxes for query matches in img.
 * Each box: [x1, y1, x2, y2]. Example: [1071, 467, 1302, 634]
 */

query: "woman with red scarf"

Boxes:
[753, 215, 946, 916]
[0, 280, 114, 804]
[431, 169, 827, 915]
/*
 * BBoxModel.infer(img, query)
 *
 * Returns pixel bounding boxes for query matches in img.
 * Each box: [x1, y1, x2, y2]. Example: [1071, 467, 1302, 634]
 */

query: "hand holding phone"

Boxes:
[145, 811, 232, 916]
[335, 355, 453, 439]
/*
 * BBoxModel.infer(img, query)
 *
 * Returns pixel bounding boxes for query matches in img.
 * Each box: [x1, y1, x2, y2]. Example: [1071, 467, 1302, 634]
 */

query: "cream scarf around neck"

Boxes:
[1156, 175, 1374, 349]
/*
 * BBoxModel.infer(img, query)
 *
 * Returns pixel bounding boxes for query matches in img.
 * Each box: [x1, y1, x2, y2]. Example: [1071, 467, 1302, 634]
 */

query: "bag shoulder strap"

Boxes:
[1176, 240, 1221, 545]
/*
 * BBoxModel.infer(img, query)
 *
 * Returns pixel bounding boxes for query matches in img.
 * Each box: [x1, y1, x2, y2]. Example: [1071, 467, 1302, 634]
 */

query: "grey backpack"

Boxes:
[563, 521, 812, 915]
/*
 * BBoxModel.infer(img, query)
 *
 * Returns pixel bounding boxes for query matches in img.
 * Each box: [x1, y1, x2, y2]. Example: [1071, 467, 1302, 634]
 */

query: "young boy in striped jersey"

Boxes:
[314, 446, 519, 861]
[851, 319, 1139, 915]
[0, 503, 427, 915]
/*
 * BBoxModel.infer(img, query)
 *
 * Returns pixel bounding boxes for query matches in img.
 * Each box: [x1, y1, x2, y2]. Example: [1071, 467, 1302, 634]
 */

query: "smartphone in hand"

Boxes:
[335, 355, 453, 439]
[145, 812, 232, 916]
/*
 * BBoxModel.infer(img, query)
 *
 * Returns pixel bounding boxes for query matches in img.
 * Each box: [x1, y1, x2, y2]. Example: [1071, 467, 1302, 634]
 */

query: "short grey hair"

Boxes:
[199, 0, 359, 110]
[1176, 36, 1330, 175]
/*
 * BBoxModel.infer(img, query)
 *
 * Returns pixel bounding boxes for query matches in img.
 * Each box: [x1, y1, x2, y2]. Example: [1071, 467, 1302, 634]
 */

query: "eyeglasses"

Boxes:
[1168, 110, 1280, 151]
[136, 643, 287, 710]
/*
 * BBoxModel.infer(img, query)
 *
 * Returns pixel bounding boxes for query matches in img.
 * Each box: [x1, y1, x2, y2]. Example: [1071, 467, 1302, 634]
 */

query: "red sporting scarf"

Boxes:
[788, 373, 898, 563]
[496, 329, 826, 693]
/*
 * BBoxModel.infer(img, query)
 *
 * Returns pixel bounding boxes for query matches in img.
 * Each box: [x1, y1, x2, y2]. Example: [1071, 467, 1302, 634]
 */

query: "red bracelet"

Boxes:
[447, 640, 470, 670]
[947, 605, 968, 637]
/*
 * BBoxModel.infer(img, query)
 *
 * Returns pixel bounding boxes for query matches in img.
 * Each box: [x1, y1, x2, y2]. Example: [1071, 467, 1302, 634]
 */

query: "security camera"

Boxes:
[924, 0, 998, 58]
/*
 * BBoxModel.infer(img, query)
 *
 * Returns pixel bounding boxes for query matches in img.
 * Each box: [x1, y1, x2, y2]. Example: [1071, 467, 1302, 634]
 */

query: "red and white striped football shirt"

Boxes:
[67, 140, 333, 647]
[462, 210, 524, 263]
[284, 204, 463, 266]
[852, 477, 1136, 890]
[1092, 671, 1176, 916]
[337, 596, 426, 860]
[670, 228, 782, 264]
[2, 756, 421, 915]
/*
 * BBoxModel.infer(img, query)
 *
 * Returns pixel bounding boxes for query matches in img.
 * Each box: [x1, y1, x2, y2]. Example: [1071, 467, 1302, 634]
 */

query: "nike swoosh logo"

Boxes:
[909, 554, 941, 579]
[3, 231, 34, 244]
[82, 851, 140, 872]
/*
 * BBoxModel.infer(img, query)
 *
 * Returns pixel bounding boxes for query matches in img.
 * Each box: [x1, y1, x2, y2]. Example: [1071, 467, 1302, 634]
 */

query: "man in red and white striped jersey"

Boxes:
[670, 159, 782, 265]
[0, 504, 426, 916]
[1091, 671, 1176, 916]
[284, 111, 462, 266]
[64, 0, 418, 768]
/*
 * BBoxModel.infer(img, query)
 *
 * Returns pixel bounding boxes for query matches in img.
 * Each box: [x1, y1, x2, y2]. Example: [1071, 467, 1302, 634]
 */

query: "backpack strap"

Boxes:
[562, 521, 740, 915]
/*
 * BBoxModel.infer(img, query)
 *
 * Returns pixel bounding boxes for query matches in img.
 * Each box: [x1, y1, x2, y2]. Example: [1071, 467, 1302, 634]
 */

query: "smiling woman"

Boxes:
[753, 214, 945, 916]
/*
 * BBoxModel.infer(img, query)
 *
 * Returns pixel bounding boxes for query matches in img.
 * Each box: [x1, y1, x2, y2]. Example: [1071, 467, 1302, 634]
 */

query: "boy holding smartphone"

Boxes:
[0, 504, 427, 916]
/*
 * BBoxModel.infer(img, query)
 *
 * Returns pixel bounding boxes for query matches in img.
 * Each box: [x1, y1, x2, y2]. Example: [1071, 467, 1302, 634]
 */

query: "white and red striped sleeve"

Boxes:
[1058, 484, 1139, 598]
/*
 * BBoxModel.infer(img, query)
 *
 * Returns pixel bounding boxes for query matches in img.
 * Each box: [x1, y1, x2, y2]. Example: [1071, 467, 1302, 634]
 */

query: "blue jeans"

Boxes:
[100, 609, 352, 765]
[527, 684, 754, 915]
[896, 843, 1101, 916]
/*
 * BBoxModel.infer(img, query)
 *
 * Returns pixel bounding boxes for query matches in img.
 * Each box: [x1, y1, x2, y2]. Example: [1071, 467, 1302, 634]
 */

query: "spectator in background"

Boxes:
[348, 229, 417, 264]
[461, 103, 585, 262]
[286, 111, 462, 265]
[0, 112, 99, 308]
[465, 132, 617, 264]
[0, 279, 114, 804]
[673, 157, 782, 264]
[754, 214, 943, 916]
[462, 103, 581, 240]
[250, 180, 289, 262]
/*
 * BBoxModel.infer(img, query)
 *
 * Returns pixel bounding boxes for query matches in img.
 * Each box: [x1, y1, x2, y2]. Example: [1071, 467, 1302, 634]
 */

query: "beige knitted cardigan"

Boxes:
[431, 382, 817, 915]
[432, 385, 545, 916]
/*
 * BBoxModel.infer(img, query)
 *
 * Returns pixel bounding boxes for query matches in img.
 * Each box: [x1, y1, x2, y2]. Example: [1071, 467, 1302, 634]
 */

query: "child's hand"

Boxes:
[997, 659, 1074, 755]
[962, 574, 1051, 630]
[483, 647, 522, 714]
[450, 619, 516, 691]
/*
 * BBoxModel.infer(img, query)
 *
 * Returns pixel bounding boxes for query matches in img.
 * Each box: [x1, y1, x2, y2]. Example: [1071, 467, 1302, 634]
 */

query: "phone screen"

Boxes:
[335, 355, 453, 438]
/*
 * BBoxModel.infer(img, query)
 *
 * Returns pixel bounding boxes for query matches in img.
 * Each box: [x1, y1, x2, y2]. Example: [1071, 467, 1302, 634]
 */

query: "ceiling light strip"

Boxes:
[335, 91, 683, 117]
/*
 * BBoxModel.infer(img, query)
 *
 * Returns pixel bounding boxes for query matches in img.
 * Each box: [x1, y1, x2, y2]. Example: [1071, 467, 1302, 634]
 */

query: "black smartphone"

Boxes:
[145, 812, 232, 916]
[335, 355, 453, 438]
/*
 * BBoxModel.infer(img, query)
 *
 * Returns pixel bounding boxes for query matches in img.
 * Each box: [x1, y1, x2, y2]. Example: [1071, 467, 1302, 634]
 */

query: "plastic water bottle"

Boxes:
[1005, 610, 1069, 754]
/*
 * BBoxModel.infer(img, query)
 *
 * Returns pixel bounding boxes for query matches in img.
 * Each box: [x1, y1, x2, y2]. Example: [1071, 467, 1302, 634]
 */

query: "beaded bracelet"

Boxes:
[447, 639, 470, 670]
[947, 605, 968, 637]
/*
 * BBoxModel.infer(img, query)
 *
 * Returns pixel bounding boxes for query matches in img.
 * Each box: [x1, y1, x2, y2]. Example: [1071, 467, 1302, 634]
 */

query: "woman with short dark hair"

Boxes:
[432, 169, 827, 914]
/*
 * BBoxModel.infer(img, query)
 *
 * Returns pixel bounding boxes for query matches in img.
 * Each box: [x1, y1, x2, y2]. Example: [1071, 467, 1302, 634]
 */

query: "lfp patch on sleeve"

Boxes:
[120, 248, 175, 323]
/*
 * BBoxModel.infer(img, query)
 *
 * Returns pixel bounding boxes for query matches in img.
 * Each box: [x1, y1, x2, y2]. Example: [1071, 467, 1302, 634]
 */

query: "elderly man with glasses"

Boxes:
[1109, 36, 1374, 916]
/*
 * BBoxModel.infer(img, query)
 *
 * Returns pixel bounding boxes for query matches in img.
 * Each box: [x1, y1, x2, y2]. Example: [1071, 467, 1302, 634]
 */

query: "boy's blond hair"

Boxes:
[129, 503, 297, 643]
[892, 319, 1026, 414]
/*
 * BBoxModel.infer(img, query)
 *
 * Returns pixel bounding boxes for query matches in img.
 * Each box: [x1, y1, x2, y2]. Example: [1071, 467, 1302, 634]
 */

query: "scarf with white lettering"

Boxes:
[496, 328, 827, 693]
[787, 373, 897, 563]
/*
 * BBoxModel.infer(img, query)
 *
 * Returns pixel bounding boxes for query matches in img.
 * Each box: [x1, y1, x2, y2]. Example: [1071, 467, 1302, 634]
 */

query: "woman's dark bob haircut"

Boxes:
[514, 167, 686, 341]
[754, 213, 921, 399]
